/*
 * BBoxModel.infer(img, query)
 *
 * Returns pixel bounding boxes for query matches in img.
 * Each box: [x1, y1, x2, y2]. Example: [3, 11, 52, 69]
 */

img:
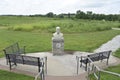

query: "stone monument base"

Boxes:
[52, 27, 64, 56]
[52, 39, 64, 55]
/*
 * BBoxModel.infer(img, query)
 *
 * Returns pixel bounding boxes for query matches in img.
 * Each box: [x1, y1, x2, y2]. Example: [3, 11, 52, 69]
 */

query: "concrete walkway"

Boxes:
[0, 52, 87, 76]
[0, 52, 89, 80]
[45, 72, 87, 80]
[0, 51, 120, 80]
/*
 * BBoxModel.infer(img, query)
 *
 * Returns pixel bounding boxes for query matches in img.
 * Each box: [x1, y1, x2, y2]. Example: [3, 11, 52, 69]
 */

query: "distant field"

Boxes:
[0, 16, 120, 33]
[0, 16, 120, 58]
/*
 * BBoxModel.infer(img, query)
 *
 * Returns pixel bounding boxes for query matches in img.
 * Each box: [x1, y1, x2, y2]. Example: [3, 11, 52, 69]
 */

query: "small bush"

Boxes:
[13, 26, 22, 31]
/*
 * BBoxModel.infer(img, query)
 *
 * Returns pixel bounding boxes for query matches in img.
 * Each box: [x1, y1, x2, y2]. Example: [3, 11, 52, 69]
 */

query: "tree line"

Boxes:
[75, 10, 120, 21]
[1, 10, 120, 21]
[29, 10, 120, 21]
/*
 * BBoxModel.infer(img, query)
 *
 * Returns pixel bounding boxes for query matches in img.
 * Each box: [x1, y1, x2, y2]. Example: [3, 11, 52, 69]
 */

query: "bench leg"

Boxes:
[38, 66, 40, 72]
[107, 59, 109, 65]
[42, 69, 45, 80]
[14, 62, 17, 66]
[6, 59, 9, 65]
[80, 57, 82, 67]
[80, 62, 82, 67]
[85, 63, 87, 71]
[9, 62, 12, 70]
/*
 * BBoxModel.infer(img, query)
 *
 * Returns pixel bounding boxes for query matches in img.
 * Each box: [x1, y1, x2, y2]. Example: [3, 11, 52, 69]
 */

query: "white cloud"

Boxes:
[0, 0, 119, 15]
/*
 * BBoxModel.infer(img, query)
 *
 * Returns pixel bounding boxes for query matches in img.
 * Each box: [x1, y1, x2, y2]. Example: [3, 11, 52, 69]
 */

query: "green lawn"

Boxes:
[90, 64, 120, 80]
[0, 29, 120, 57]
[0, 69, 34, 80]
[114, 48, 120, 58]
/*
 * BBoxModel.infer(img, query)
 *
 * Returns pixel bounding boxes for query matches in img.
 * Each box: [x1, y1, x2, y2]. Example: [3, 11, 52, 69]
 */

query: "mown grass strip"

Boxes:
[89, 64, 120, 80]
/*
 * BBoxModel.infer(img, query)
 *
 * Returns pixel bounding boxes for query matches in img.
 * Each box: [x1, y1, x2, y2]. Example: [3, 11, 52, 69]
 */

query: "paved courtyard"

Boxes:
[0, 51, 120, 76]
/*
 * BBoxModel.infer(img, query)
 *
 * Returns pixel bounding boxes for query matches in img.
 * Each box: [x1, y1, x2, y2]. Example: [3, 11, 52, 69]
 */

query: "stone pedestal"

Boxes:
[52, 27, 64, 55]
[52, 39, 64, 55]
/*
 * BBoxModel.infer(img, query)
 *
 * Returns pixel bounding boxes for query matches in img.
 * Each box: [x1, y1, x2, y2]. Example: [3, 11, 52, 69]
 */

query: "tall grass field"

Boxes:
[0, 16, 120, 33]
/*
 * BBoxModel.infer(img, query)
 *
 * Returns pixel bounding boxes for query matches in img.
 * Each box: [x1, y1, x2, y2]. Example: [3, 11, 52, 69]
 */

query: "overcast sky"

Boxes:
[0, 0, 120, 15]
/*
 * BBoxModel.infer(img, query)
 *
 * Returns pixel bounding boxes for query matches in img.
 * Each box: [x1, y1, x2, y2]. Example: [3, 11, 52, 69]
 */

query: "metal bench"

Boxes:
[3, 42, 25, 64]
[80, 50, 112, 71]
[6, 54, 45, 72]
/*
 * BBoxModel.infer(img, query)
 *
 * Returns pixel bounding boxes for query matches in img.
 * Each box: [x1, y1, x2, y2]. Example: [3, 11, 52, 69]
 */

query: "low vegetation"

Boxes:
[8, 19, 113, 33]
[0, 69, 34, 80]
[0, 16, 120, 33]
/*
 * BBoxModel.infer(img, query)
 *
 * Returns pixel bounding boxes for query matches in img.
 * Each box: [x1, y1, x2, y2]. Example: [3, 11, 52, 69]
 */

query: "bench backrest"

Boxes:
[88, 53, 100, 62]
[99, 50, 111, 59]
[12, 43, 20, 53]
[87, 50, 111, 62]
[6, 54, 41, 67]
[3, 42, 20, 54]
[4, 46, 14, 54]
[22, 56, 40, 66]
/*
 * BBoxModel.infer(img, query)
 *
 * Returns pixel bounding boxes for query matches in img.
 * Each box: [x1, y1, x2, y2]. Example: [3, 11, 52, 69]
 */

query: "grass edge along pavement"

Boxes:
[0, 69, 34, 80]
[89, 41, 120, 80]
[89, 64, 120, 80]
[89, 46, 120, 80]
[114, 48, 120, 58]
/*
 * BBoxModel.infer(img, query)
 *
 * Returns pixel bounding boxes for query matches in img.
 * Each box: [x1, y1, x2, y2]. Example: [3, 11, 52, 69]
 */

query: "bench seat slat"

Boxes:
[80, 50, 112, 71]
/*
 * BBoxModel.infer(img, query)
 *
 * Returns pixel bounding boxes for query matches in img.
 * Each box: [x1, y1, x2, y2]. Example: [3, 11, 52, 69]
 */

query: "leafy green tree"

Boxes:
[46, 12, 54, 17]
[76, 10, 86, 19]
[68, 13, 71, 18]
[87, 11, 92, 19]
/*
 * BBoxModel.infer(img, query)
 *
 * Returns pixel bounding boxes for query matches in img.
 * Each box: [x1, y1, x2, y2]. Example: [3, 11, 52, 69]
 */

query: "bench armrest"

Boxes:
[80, 56, 88, 63]
[40, 56, 47, 74]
